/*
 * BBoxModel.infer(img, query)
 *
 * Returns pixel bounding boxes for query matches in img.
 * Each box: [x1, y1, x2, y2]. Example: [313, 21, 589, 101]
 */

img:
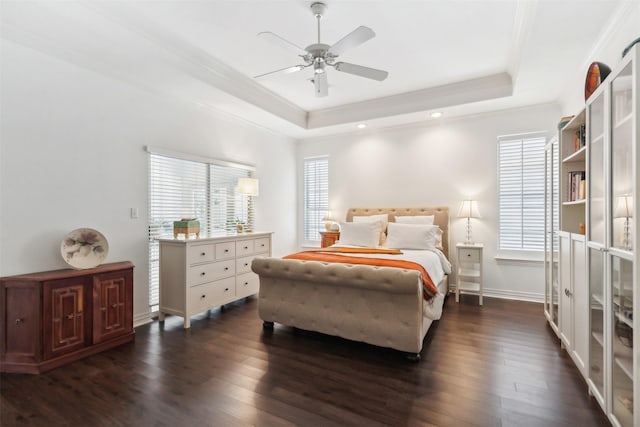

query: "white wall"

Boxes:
[559, 2, 640, 115]
[0, 40, 298, 324]
[297, 104, 561, 300]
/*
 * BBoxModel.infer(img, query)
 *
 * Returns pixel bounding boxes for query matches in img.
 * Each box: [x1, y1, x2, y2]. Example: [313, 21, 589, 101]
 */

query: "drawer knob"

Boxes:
[244, 246, 249, 250]
[201, 294, 206, 299]
[224, 288, 229, 292]
[201, 272, 206, 276]
[201, 252, 206, 256]
[244, 263, 249, 267]
[224, 249, 229, 253]
[466, 254, 471, 257]
[67, 313, 74, 320]
[244, 282, 248, 286]
[224, 267, 229, 271]
[15, 318, 23, 325]
[111, 303, 118, 308]
[261, 244, 265, 247]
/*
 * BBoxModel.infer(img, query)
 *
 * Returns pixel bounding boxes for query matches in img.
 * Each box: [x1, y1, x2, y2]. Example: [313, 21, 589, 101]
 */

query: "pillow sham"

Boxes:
[353, 214, 389, 245]
[338, 221, 381, 247]
[353, 214, 389, 231]
[394, 215, 435, 225]
[385, 222, 439, 250]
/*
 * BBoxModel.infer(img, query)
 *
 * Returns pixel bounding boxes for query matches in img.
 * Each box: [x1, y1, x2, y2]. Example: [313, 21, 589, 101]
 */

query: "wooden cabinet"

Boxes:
[319, 231, 340, 248]
[0, 261, 134, 374]
[159, 232, 272, 328]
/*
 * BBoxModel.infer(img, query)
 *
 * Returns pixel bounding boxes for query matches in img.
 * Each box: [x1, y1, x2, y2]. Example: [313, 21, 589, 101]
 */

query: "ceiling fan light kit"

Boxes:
[255, 1, 388, 97]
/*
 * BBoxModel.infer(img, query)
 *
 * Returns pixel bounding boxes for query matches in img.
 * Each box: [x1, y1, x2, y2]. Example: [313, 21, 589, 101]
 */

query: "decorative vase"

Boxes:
[585, 62, 611, 101]
[236, 223, 244, 233]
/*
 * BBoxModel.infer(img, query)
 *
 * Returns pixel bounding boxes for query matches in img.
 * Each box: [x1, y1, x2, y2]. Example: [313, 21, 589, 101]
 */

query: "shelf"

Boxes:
[457, 269, 480, 277]
[614, 112, 633, 129]
[615, 311, 633, 328]
[562, 146, 586, 163]
[563, 199, 586, 206]
[457, 282, 480, 292]
[592, 331, 604, 347]
[592, 293, 604, 305]
[614, 353, 633, 380]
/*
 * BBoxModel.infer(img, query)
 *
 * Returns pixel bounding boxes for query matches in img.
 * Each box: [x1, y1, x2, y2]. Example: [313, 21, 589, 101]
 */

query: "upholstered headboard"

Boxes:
[345, 206, 450, 258]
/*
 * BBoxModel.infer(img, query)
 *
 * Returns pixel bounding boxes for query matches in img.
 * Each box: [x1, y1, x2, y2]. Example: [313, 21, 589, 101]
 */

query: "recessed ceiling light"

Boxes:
[430, 112, 443, 118]
[357, 123, 367, 129]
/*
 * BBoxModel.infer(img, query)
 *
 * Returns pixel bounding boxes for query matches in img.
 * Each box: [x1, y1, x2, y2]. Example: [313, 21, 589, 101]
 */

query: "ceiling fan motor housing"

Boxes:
[310, 2, 328, 18]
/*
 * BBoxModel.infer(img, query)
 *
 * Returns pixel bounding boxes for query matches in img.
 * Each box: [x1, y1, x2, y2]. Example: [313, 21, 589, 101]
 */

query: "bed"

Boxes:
[251, 207, 451, 360]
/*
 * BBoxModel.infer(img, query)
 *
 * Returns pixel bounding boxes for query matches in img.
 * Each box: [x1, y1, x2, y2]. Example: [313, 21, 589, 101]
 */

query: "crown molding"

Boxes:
[306, 72, 513, 128]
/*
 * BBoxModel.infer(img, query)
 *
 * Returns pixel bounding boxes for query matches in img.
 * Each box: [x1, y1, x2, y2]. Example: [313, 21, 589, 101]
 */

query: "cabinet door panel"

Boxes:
[1, 283, 41, 364]
[43, 278, 88, 359]
[92, 269, 133, 344]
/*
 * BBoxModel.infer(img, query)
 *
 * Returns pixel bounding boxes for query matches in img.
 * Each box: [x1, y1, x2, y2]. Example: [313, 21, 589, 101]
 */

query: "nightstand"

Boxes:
[319, 231, 340, 248]
[456, 243, 483, 305]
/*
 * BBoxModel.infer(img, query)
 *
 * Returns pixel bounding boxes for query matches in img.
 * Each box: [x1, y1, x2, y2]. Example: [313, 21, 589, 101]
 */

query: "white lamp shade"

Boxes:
[614, 195, 633, 218]
[457, 200, 481, 218]
[237, 178, 259, 196]
[322, 210, 334, 221]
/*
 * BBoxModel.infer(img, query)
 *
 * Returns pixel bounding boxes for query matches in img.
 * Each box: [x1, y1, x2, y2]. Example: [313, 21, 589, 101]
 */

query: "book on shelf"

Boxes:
[568, 171, 586, 201]
[573, 124, 586, 152]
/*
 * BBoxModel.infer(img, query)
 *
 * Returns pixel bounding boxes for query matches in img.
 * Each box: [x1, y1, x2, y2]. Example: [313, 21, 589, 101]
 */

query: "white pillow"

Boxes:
[338, 222, 380, 247]
[395, 215, 435, 225]
[385, 223, 439, 250]
[353, 214, 389, 232]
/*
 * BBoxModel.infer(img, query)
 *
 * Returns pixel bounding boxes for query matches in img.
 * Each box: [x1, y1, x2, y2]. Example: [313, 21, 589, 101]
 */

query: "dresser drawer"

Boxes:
[215, 241, 236, 260]
[459, 248, 480, 262]
[236, 273, 259, 298]
[236, 240, 255, 256]
[187, 244, 215, 265]
[189, 277, 235, 313]
[236, 256, 255, 275]
[188, 259, 235, 286]
[254, 238, 270, 254]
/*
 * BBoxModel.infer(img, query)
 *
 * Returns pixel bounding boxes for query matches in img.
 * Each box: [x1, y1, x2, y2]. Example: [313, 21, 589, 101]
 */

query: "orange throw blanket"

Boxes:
[283, 248, 437, 300]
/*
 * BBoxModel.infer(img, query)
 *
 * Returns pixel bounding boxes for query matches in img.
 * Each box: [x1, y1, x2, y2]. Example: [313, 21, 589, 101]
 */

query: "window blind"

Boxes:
[148, 152, 251, 308]
[303, 156, 329, 242]
[498, 134, 546, 251]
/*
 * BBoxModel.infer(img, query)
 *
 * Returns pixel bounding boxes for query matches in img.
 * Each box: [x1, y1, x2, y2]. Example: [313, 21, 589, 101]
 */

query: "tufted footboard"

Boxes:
[251, 257, 435, 354]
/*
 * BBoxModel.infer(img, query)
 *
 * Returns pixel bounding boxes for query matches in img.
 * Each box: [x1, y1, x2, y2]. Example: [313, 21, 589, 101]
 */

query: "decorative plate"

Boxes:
[60, 228, 109, 269]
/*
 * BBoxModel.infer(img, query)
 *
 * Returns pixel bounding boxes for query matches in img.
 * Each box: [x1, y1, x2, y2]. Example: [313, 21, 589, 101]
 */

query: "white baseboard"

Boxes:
[134, 312, 153, 328]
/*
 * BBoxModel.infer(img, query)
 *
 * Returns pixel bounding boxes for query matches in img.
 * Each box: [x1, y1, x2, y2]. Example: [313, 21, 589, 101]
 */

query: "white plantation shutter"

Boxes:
[148, 150, 251, 308]
[498, 134, 546, 251]
[304, 156, 329, 242]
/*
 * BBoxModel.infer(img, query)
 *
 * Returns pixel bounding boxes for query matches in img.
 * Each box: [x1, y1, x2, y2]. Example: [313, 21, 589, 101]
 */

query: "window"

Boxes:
[303, 156, 329, 243]
[498, 133, 546, 251]
[148, 149, 252, 309]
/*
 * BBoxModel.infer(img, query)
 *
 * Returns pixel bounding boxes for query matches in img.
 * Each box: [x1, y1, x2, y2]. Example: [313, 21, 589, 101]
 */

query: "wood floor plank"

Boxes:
[1, 295, 611, 426]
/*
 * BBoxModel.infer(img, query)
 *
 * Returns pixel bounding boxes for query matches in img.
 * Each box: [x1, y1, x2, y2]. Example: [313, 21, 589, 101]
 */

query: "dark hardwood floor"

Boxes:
[1, 295, 610, 426]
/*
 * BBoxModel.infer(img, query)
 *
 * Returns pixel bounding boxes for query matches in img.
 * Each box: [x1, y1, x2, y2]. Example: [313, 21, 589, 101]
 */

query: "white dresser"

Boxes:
[158, 232, 272, 328]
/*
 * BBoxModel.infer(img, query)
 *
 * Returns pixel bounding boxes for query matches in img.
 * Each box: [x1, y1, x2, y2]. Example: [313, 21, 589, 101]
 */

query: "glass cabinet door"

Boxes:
[589, 247, 605, 400]
[588, 92, 606, 245]
[610, 255, 634, 426]
[611, 62, 633, 252]
[545, 139, 559, 325]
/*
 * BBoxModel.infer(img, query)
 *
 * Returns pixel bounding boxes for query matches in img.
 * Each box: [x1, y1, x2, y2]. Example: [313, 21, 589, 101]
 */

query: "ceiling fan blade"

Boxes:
[334, 62, 388, 81]
[258, 31, 307, 56]
[314, 72, 328, 97]
[254, 64, 307, 79]
[328, 26, 375, 56]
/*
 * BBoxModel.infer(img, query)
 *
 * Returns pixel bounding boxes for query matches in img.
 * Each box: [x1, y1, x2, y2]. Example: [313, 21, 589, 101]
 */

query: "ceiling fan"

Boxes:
[254, 2, 388, 97]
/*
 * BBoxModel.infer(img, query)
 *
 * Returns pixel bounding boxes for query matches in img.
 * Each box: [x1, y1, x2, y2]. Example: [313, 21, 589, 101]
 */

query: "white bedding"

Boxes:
[329, 244, 452, 286]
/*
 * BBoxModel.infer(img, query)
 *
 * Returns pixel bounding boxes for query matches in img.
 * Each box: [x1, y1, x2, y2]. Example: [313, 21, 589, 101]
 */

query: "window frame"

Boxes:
[147, 146, 254, 309]
[303, 155, 329, 246]
[497, 132, 547, 259]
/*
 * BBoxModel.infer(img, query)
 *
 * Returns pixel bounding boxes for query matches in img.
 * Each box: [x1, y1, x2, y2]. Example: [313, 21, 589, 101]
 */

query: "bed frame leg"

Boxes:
[263, 321, 274, 331]
[405, 353, 421, 362]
